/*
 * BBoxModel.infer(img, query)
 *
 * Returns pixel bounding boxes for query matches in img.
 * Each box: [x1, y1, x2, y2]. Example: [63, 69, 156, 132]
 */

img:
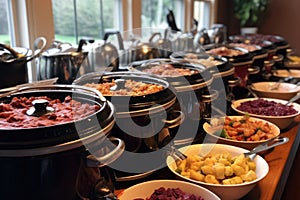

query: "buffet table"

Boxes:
[114, 116, 300, 200]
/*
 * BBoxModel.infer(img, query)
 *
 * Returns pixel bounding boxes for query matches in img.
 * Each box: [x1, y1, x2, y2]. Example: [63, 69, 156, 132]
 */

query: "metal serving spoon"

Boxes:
[244, 136, 289, 160]
[285, 91, 300, 105]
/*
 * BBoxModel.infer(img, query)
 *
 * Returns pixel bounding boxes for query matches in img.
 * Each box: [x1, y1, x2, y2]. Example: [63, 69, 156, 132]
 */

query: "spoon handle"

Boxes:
[245, 136, 289, 156]
[286, 91, 300, 105]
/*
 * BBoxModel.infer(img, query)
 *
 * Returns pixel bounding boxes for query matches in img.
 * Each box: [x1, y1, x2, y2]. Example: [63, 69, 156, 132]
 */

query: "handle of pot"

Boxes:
[0, 43, 22, 58]
[149, 32, 162, 44]
[163, 110, 185, 129]
[28, 36, 47, 62]
[86, 137, 125, 168]
[103, 31, 124, 50]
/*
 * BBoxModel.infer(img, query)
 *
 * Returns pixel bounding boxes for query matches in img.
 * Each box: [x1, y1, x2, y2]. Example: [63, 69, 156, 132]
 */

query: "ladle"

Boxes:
[244, 136, 289, 160]
[110, 79, 126, 91]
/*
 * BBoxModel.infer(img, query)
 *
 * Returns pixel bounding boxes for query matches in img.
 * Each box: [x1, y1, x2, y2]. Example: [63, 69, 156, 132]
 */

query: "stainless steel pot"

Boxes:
[88, 31, 124, 72]
[36, 38, 94, 84]
[0, 37, 46, 89]
[148, 30, 172, 58]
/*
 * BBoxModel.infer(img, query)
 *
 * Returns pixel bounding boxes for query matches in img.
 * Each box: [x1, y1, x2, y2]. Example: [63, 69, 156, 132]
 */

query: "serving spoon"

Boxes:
[244, 136, 289, 160]
[285, 91, 300, 105]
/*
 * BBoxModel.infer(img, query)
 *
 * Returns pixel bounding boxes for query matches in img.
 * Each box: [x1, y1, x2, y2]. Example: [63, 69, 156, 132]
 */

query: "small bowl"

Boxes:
[231, 98, 300, 130]
[250, 82, 300, 100]
[203, 115, 281, 150]
[118, 179, 221, 200]
[166, 144, 269, 200]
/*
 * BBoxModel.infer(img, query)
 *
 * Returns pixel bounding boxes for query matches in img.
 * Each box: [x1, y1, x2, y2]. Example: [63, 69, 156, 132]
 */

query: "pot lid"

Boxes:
[0, 85, 115, 149]
[73, 71, 177, 117]
[128, 58, 213, 92]
[205, 45, 254, 65]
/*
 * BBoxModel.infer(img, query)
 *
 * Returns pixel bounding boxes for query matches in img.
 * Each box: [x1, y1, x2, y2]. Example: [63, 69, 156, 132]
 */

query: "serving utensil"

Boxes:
[244, 136, 289, 160]
[285, 91, 300, 105]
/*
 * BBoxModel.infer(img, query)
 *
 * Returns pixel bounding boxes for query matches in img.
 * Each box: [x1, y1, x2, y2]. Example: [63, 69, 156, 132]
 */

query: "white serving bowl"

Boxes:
[250, 82, 300, 100]
[118, 179, 221, 200]
[231, 98, 300, 130]
[203, 115, 281, 150]
[273, 69, 300, 79]
[166, 144, 269, 200]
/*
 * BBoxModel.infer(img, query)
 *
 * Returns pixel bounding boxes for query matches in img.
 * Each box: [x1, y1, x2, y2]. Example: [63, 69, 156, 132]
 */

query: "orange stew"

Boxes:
[84, 79, 164, 96]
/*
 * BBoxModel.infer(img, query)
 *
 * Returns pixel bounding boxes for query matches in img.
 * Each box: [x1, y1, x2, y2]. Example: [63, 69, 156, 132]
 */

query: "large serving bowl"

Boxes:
[231, 98, 300, 130]
[166, 144, 269, 200]
[118, 179, 221, 200]
[203, 115, 281, 150]
[250, 82, 300, 100]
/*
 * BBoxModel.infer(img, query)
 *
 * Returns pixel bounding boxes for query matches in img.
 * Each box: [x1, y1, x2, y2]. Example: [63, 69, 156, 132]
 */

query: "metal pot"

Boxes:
[0, 37, 46, 89]
[36, 38, 94, 84]
[73, 71, 183, 152]
[193, 28, 211, 46]
[148, 30, 173, 58]
[0, 85, 124, 200]
[88, 31, 124, 72]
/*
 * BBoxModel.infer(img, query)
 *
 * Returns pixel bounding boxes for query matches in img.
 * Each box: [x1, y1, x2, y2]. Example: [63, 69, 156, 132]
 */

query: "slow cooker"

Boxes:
[0, 85, 124, 200]
[127, 59, 215, 144]
[73, 71, 183, 152]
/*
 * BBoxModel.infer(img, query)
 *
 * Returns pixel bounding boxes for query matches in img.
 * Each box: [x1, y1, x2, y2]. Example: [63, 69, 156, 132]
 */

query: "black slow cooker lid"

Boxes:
[169, 52, 233, 75]
[0, 85, 115, 149]
[129, 59, 213, 90]
[205, 45, 254, 64]
[73, 71, 177, 114]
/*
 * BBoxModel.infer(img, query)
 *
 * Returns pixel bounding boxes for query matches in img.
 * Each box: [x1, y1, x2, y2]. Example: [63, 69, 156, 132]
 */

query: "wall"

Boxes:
[216, 0, 300, 53]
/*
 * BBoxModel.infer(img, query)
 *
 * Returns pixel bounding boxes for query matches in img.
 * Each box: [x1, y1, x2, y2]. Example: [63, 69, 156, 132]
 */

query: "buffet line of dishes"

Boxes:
[1, 31, 300, 200]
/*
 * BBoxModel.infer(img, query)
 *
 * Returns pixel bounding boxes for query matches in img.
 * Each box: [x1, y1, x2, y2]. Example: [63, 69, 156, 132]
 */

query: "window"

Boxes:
[0, 0, 11, 44]
[141, 0, 183, 29]
[193, 0, 216, 30]
[51, 0, 122, 44]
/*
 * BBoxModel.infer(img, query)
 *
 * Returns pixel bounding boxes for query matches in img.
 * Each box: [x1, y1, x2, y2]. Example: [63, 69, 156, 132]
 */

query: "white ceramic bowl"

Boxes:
[231, 98, 300, 130]
[166, 144, 269, 200]
[250, 82, 300, 100]
[118, 179, 221, 200]
[203, 115, 281, 150]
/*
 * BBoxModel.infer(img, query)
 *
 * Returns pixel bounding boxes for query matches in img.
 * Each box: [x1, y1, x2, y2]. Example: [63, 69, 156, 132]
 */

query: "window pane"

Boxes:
[141, 0, 183, 37]
[52, 0, 119, 44]
[194, 0, 212, 29]
[0, 0, 10, 44]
